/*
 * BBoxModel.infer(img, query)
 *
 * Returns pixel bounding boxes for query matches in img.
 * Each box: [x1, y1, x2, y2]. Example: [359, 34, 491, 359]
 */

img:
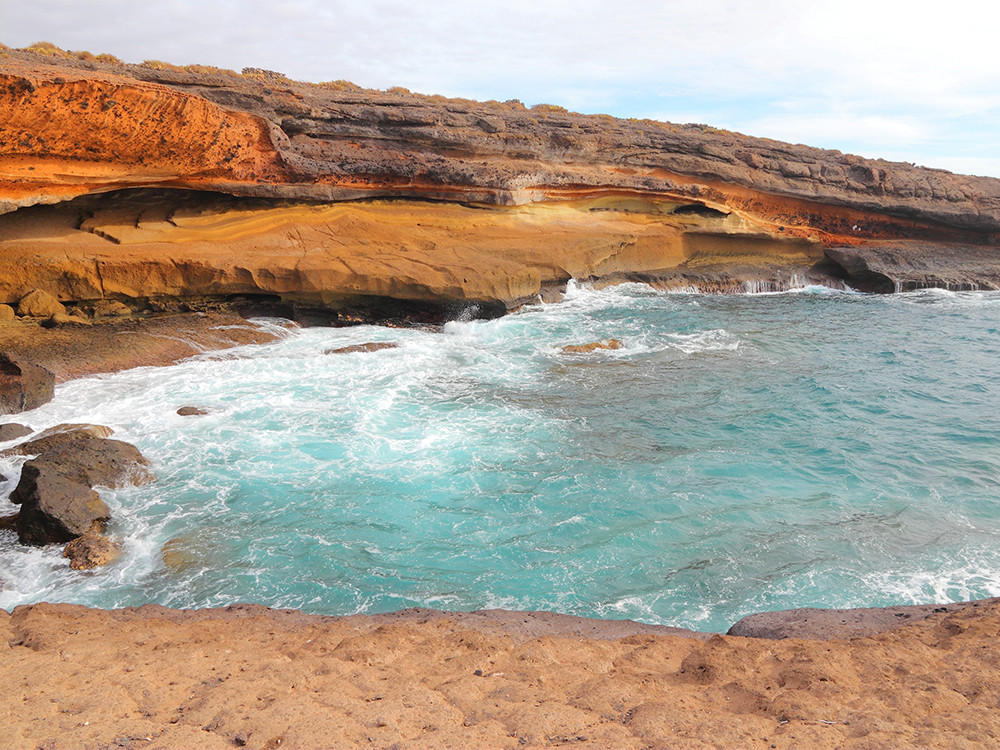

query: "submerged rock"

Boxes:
[63, 533, 122, 570]
[560, 339, 624, 354]
[176, 406, 209, 416]
[11, 464, 110, 545]
[0, 353, 55, 414]
[324, 342, 399, 355]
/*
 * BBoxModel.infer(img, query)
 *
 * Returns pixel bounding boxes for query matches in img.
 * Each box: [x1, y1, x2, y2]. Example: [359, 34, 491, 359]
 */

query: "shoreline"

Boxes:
[4, 598, 1000, 749]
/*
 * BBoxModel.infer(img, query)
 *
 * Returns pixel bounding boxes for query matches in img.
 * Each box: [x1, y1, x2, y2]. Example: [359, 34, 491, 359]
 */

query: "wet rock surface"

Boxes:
[324, 342, 399, 355]
[0, 422, 32, 442]
[0, 352, 55, 415]
[726, 597, 1000, 639]
[3, 422, 151, 549]
[560, 339, 624, 354]
[62, 532, 123, 570]
[10, 463, 110, 545]
[176, 405, 209, 416]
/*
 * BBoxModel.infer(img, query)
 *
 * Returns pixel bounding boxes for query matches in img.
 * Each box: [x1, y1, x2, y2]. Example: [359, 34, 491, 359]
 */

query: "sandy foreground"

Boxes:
[1, 600, 999, 750]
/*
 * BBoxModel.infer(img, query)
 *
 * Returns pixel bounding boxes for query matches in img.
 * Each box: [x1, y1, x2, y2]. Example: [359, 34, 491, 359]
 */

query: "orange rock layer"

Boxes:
[1, 49, 999, 311]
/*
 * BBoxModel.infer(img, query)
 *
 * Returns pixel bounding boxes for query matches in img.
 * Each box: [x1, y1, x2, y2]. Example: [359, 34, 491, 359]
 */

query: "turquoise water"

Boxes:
[2, 283, 1000, 632]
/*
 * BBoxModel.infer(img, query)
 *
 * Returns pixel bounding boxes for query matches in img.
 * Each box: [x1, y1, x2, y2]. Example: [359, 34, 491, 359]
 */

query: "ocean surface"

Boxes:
[2, 282, 1000, 633]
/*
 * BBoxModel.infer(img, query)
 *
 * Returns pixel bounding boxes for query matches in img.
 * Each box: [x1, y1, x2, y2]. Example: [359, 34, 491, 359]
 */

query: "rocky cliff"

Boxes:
[2, 46, 999, 318]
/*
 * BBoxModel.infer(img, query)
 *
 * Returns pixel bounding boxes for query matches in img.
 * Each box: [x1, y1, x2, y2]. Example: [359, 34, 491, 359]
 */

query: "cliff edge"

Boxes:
[2, 45, 999, 318]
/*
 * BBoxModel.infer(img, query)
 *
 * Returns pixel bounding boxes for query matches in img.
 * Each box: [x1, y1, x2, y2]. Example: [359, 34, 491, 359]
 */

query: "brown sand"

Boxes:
[2, 601, 999, 749]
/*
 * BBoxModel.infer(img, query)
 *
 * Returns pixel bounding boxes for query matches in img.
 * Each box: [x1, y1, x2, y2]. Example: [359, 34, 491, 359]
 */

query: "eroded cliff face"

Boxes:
[1, 48, 999, 316]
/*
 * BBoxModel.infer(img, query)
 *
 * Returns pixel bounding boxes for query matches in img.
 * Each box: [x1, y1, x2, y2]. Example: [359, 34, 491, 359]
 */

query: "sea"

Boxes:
[2, 281, 1000, 633]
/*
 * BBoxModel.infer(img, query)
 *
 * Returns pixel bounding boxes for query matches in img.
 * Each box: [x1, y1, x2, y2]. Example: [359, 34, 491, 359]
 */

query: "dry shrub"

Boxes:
[241, 67, 288, 81]
[96, 53, 121, 64]
[25, 40, 72, 57]
[532, 103, 568, 114]
[183, 64, 238, 76]
[319, 80, 362, 91]
[142, 59, 181, 71]
[74, 50, 96, 61]
[386, 86, 411, 95]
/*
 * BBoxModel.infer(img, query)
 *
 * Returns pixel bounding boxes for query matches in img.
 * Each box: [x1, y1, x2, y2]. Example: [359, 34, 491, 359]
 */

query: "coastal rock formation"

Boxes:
[9, 463, 110, 545]
[2, 600, 1000, 749]
[560, 339, 624, 354]
[726, 598, 1000, 639]
[0, 422, 31, 442]
[325, 342, 399, 354]
[62, 532, 123, 570]
[0, 353, 54, 414]
[4, 424, 150, 553]
[0, 47, 998, 319]
[15, 289, 64, 318]
[176, 405, 209, 416]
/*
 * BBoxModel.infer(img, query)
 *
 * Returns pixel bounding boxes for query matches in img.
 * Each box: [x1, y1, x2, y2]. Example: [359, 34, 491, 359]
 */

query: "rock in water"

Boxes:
[11, 435, 152, 489]
[560, 339, 624, 354]
[11, 464, 110, 545]
[0, 353, 55, 414]
[30, 423, 115, 441]
[16, 289, 65, 318]
[176, 406, 209, 416]
[0, 422, 33, 441]
[63, 533, 122, 569]
[324, 342, 399, 355]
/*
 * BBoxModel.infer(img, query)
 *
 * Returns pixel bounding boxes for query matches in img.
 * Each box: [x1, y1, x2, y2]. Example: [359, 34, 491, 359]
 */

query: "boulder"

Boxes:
[63, 533, 122, 570]
[12, 463, 110, 545]
[93, 299, 132, 317]
[42, 312, 92, 327]
[0, 422, 33, 442]
[324, 342, 399, 355]
[10, 433, 151, 489]
[30, 423, 115, 441]
[560, 339, 624, 354]
[0, 353, 56, 414]
[0, 304, 14, 321]
[176, 406, 209, 416]
[16, 289, 66, 318]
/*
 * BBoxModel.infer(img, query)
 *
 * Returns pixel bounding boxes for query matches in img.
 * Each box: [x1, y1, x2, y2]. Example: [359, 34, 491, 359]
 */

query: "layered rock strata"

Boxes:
[1, 47, 998, 318]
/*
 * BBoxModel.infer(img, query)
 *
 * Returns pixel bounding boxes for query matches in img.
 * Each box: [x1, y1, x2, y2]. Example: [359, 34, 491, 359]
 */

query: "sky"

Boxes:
[3, 0, 998, 177]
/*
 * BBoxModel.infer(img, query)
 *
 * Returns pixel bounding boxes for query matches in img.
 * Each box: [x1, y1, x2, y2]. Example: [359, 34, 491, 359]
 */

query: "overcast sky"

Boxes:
[4, 0, 998, 177]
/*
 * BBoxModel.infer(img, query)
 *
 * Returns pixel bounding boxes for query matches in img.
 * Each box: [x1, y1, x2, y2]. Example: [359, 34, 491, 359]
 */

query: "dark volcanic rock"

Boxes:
[726, 597, 1000, 640]
[11, 463, 110, 545]
[0, 422, 32, 442]
[0, 353, 55, 415]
